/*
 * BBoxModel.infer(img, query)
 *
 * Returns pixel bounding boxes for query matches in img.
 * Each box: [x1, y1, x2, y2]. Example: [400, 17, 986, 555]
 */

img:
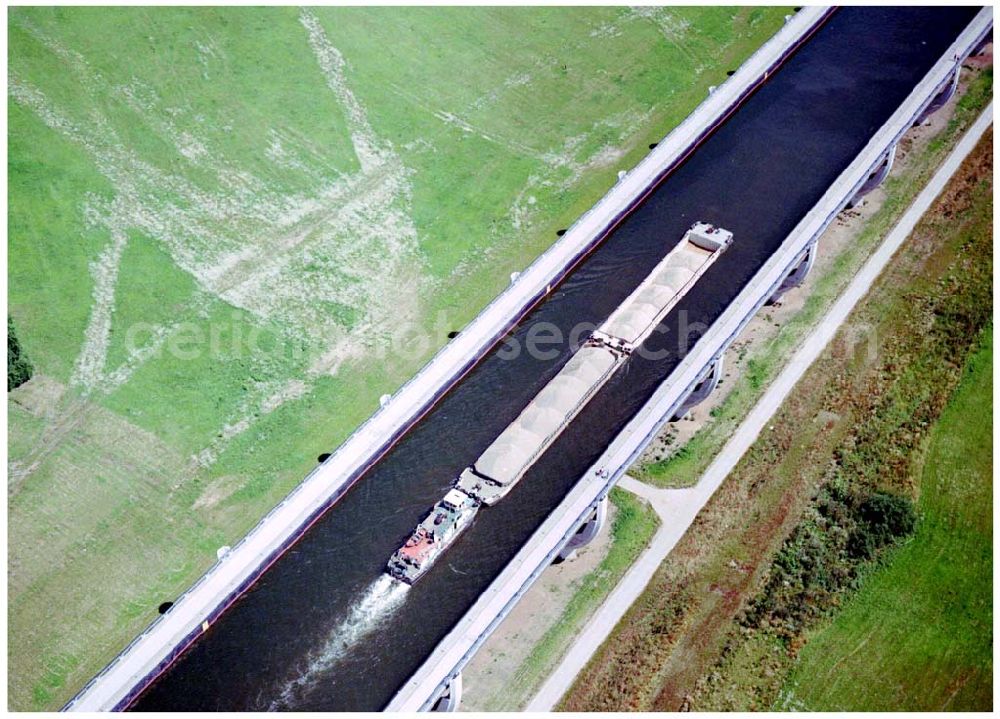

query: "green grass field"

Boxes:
[778, 326, 993, 711]
[8, 7, 788, 709]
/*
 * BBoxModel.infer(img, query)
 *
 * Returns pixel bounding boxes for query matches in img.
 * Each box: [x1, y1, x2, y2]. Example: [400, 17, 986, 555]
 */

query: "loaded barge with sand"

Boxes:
[387, 222, 733, 584]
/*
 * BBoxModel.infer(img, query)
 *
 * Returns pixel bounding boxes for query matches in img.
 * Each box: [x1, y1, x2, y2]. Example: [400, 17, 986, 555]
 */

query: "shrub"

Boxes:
[8, 316, 33, 391]
[741, 488, 916, 640]
[848, 492, 916, 559]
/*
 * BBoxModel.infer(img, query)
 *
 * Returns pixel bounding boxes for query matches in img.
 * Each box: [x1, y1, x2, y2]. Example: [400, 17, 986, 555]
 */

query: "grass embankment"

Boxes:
[636, 67, 993, 489]
[559, 126, 992, 711]
[778, 327, 992, 711]
[478, 488, 660, 711]
[8, 8, 788, 709]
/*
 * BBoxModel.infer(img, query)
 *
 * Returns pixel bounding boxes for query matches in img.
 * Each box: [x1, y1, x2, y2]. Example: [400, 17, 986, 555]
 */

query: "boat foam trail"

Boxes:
[269, 575, 408, 709]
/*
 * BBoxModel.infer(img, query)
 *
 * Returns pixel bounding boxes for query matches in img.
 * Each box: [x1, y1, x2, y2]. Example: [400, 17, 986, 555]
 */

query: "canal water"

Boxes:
[132, 6, 980, 711]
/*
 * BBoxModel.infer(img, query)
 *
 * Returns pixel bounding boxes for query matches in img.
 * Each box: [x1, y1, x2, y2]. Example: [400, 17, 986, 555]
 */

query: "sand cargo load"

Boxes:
[456, 221, 733, 505]
[389, 222, 732, 583]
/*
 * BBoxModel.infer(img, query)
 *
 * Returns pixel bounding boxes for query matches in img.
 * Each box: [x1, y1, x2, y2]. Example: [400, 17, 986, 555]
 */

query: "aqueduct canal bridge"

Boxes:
[65, 5, 990, 712]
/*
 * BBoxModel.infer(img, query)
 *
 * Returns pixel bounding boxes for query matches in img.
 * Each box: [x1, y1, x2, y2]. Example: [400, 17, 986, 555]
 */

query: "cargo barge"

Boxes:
[387, 222, 733, 584]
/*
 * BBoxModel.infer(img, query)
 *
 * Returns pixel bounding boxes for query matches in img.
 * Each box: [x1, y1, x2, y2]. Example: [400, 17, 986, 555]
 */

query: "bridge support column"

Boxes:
[670, 354, 725, 421]
[429, 673, 462, 712]
[847, 143, 897, 208]
[971, 32, 992, 58]
[915, 67, 960, 126]
[768, 239, 817, 305]
[555, 495, 609, 562]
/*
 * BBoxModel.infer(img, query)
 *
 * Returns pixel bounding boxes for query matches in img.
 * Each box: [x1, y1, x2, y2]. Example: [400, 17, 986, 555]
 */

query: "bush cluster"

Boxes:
[740, 485, 915, 642]
[8, 316, 33, 391]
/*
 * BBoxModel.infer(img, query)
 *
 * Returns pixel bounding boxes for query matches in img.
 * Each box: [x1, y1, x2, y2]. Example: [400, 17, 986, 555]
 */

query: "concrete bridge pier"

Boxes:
[429, 673, 462, 712]
[847, 143, 897, 207]
[915, 66, 960, 125]
[768, 239, 818, 305]
[670, 354, 725, 421]
[971, 31, 992, 57]
[555, 495, 609, 562]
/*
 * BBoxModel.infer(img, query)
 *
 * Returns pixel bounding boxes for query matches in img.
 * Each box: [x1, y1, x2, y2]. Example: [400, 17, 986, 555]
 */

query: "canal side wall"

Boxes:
[63, 7, 835, 712]
[387, 7, 993, 711]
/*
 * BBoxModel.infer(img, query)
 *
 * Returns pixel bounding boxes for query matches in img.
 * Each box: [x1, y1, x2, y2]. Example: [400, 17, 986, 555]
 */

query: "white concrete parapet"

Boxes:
[386, 7, 992, 711]
[62, 6, 835, 712]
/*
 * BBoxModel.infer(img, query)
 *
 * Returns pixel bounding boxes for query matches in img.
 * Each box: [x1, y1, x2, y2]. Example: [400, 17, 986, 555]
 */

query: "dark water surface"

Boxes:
[132, 7, 979, 711]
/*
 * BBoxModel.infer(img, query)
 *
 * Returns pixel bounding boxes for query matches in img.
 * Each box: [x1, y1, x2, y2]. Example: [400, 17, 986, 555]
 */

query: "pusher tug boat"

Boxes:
[387, 489, 479, 584]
